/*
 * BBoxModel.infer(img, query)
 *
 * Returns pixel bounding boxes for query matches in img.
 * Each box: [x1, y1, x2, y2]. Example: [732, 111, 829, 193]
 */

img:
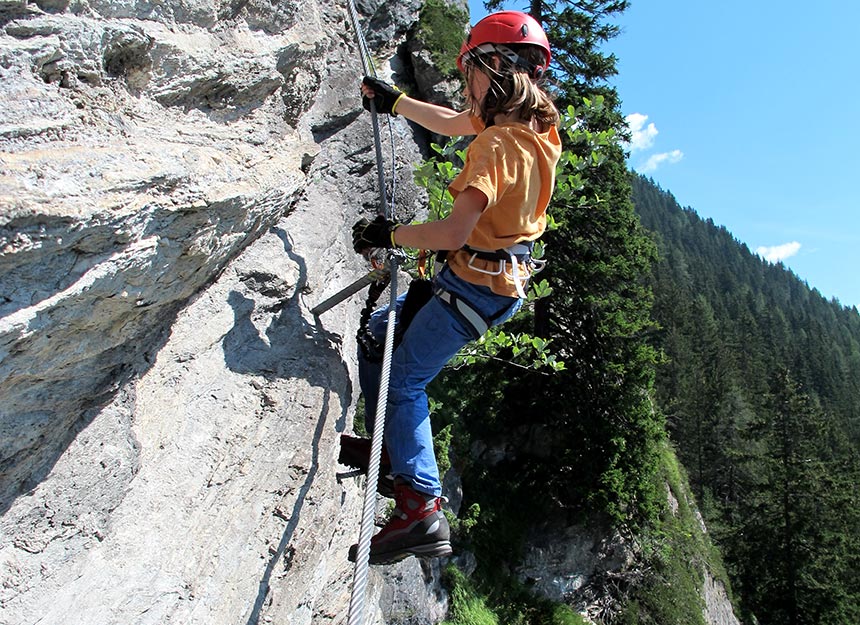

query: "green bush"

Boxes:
[416, 0, 469, 79]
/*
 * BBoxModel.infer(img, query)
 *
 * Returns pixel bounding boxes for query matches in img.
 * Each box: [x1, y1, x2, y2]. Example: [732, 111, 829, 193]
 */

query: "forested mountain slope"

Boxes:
[632, 173, 860, 624]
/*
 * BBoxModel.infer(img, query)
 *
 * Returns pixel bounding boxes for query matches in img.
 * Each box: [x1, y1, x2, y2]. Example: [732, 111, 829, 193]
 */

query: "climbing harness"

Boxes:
[433, 285, 489, 338]
[461, 241, 545, 299]
[432, 277, 521, 340]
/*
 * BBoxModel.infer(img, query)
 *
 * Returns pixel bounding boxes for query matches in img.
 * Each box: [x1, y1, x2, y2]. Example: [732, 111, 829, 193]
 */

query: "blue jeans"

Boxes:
[357, 267, 522, 497]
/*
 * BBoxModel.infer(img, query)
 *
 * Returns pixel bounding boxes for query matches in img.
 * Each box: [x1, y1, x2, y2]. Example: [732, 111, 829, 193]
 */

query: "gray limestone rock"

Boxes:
[1, 0, 440, 622]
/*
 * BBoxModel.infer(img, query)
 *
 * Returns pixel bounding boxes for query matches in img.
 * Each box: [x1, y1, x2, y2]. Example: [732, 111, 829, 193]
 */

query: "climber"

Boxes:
[348, 10, 562, 565]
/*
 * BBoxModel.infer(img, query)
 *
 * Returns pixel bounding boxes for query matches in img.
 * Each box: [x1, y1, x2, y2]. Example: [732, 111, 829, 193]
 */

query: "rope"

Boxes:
[345, 1, 401, 623]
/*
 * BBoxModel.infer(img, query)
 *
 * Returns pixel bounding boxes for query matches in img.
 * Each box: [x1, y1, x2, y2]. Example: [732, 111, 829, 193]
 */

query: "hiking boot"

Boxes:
[338, 434, 395, 497]
[348, 480, 452, 565]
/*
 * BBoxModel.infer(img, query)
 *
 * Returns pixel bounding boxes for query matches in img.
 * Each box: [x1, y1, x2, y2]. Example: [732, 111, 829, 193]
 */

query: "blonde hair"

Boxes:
[464, 45, 559, 129]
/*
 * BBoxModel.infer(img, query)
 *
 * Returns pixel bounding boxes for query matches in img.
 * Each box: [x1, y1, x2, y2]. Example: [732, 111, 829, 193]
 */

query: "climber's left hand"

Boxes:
[352, 216, 400, 252]
[361, 76, 405, 116]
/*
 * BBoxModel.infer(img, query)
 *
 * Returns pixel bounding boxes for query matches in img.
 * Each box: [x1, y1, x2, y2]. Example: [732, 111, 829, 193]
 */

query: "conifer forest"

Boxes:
[633, 175, 860, 624]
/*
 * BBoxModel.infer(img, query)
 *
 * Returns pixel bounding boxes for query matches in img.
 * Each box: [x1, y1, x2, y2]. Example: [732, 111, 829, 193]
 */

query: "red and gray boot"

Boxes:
[349, 479, 452, 565]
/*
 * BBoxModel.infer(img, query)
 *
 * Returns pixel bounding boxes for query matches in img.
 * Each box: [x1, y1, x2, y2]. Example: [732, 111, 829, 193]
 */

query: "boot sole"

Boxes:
[369, 540, 452, 565]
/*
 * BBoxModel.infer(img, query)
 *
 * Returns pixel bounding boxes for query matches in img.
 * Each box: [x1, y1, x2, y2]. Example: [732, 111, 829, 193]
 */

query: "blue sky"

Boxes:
[467, 1, 860, 311]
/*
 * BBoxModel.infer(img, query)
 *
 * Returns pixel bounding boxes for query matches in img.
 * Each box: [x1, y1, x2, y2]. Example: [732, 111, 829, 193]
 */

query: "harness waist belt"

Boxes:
[460, 241, 543, 299]
[462, 242, 533, 262]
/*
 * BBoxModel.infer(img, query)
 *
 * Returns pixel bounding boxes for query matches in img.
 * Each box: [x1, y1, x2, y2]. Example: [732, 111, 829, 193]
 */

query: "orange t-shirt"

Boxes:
[446, 118, 562, 297]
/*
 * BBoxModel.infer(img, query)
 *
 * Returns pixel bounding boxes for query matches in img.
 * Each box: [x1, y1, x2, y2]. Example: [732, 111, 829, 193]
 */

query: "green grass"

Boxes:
[442, 567, 499, 625]
[441, 566, 589, 625]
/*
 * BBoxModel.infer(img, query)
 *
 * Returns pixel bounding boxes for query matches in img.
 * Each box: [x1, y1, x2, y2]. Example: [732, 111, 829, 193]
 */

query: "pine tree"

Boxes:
[726, 369, 857, 624]
[632, 173, 860, 622]
[445, 0, 664, 525]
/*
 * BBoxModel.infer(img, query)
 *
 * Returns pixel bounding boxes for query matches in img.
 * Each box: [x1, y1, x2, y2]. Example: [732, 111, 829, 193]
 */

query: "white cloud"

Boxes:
[625, 113, 658, 152]
[756, 241, 802, 263]
[637, 149, 684, 173]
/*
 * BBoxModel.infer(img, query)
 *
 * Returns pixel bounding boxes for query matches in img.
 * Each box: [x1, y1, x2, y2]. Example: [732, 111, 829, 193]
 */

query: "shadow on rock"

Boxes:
[223, 227, 353, 625]
[222, 227, 345, 380]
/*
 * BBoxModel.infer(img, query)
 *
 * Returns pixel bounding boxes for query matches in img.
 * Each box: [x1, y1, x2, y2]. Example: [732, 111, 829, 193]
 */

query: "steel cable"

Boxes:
[345, 0, 401, 623]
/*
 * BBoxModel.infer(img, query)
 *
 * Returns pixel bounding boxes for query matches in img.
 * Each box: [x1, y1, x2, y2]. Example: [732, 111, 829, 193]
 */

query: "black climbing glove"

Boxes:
[362, 76, 405, 116]
[352, 216, 400, 252]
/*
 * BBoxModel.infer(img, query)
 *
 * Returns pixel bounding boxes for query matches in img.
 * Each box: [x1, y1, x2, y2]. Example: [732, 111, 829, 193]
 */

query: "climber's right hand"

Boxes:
[361, 76, 405, 116]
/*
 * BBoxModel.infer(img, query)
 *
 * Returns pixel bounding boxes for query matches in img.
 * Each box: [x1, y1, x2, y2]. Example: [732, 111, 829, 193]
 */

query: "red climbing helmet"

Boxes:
[457, 10, 551, 77]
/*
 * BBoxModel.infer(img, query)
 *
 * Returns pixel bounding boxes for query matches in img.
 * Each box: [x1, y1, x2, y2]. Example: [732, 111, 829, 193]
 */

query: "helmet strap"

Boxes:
[463, 43, 543, 80]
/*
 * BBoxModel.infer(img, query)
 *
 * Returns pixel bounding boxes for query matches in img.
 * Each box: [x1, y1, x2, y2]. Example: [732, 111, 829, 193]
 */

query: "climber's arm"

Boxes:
[393, 186, 485, 250]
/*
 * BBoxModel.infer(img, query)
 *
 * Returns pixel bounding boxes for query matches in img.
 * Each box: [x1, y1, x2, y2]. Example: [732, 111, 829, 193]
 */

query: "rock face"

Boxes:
[1, 0, 440, 623]
[0, 1, 743, 624]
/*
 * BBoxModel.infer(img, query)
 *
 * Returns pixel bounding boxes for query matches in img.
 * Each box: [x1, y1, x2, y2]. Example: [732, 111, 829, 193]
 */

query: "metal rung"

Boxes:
[336, 469, 364, 482]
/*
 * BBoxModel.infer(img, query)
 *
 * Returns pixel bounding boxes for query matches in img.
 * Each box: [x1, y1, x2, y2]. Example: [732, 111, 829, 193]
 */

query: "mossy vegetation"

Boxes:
[614, 446, 710, 624]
